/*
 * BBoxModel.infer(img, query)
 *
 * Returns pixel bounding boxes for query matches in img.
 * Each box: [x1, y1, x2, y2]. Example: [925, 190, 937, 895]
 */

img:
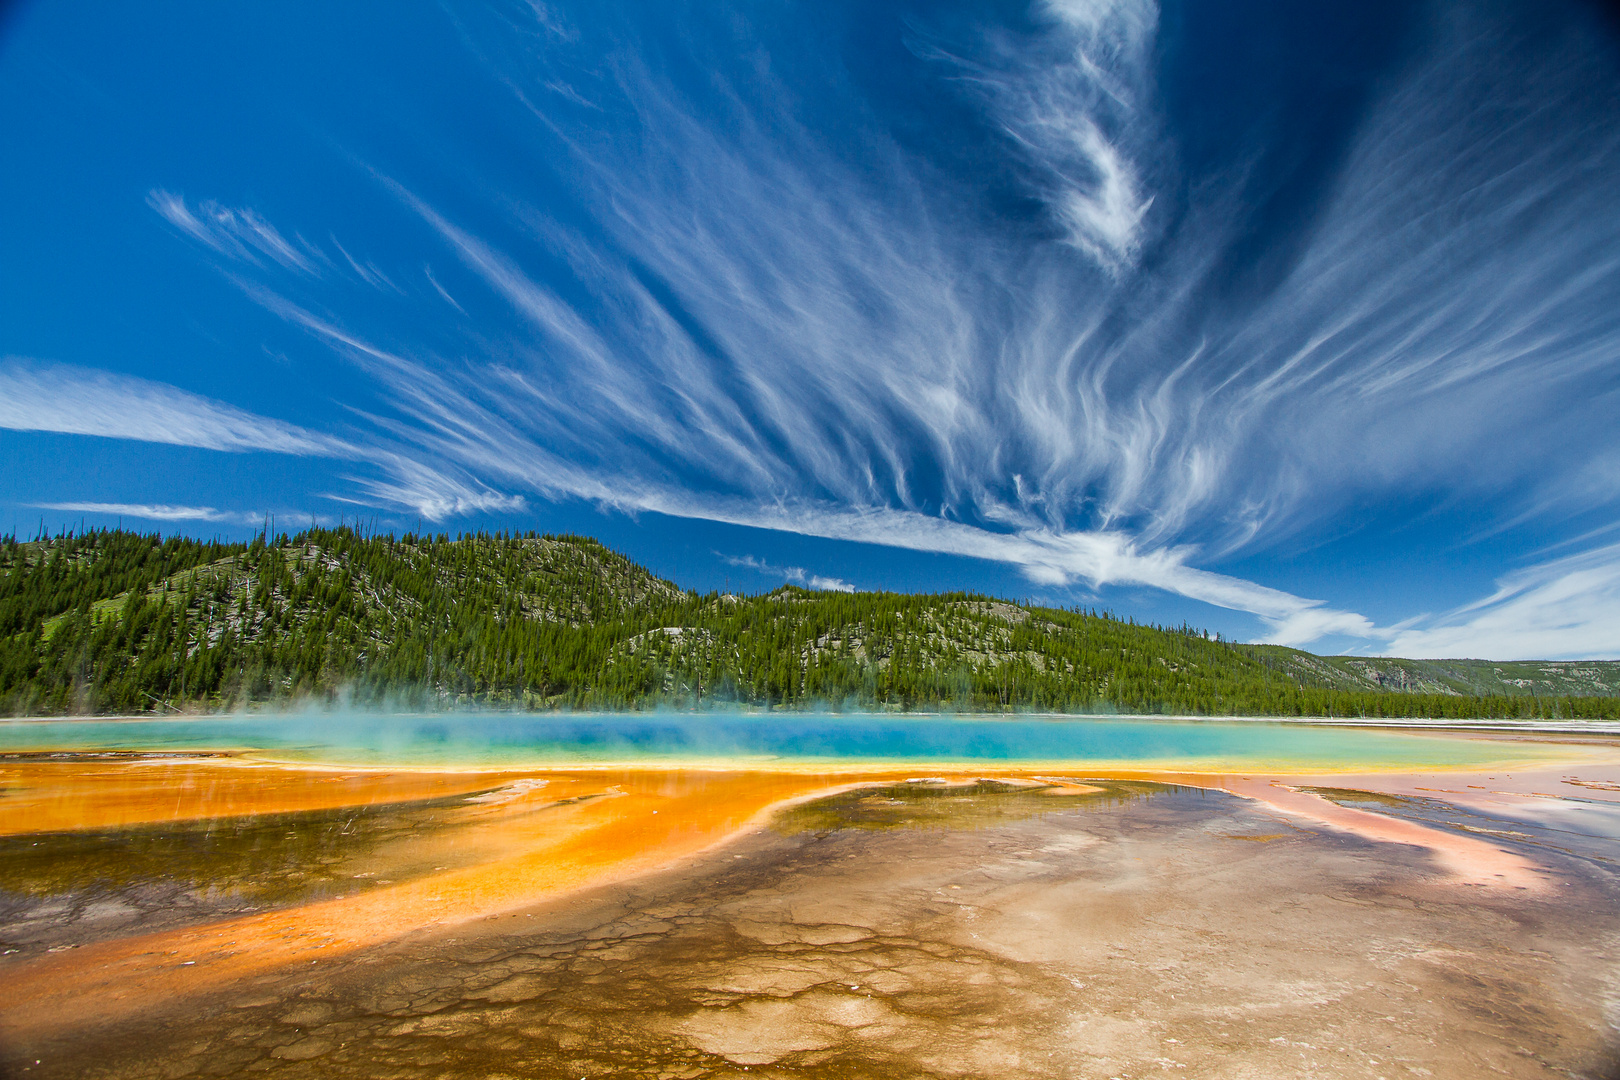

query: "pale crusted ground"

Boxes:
[5, 779, 1618, 1079]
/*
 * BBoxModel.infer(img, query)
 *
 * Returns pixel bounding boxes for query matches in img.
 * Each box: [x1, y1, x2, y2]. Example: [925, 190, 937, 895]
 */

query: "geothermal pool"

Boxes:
[3, 714, 1619, 1078]
[0, 710, 1569, 769]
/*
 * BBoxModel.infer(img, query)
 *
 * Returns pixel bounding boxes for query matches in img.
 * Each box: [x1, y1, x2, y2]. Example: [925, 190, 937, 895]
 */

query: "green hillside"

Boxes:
[1239, 646, 1620, 699]
[2, 527, 1616, 720]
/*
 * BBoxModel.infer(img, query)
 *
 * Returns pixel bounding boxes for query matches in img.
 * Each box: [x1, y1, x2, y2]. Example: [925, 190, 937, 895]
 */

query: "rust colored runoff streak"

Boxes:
[1219, 777, 1550, 890]
[4, 754, 1603, 1039]
[0, 764, 892, 1036]
[0, 758, 523, 835]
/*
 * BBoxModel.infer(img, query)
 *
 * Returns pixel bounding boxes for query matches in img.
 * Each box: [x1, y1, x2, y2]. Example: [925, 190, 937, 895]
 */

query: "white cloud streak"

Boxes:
[801, 572, 856, 594]
[333, 452, 530, 521]
[720, 552, 856, 593]
[1380, 544, 1620, 661]
[423, 264, 468, 314]
[34, 502, 261, 525]
[922, 0, 1159, 270]
[704, 502, 1362, 642]
[0, 357, 351, 457]
[1, 356, 524, 525]
[148, 190, 324, 274]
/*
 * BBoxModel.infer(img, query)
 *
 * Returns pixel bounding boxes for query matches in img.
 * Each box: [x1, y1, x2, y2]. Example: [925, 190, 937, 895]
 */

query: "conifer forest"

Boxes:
[3, 528, 1617, 719]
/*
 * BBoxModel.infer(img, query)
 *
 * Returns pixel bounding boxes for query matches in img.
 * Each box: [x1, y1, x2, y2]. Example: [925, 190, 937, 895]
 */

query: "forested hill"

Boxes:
[2, 528, 1616, 719]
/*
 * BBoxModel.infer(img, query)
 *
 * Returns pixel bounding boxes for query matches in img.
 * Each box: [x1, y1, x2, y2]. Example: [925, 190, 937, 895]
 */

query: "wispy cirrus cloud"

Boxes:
[912, 0, 1159, 270]
[222, 268, 1356, 635]
[0, 356, 524, 524]
[148, 190, 324, 275]
[151, 191, 410, 296]
[1379, 544, 1620, 661]
[431, 0, 1620, 553]
[706, 503, 1363, 642]
[329, 237, 400, 293]
[332, 452, 530, 521]
[0, 356, 350, 457]
[33, 502, 261, 525]
[719, 552, 855, 593]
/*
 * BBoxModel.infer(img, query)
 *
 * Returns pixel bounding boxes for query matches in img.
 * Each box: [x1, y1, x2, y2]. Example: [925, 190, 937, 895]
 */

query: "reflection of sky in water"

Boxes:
[0, 713, 1563, 770]
[1308, 785, 1620, 872]
[1462, 797, 1620, 844]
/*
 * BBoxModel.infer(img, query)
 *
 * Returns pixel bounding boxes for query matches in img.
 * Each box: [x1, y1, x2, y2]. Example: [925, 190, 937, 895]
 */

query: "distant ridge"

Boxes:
[1238, 646, 1620, 700]
[2, 528, 1616, 720]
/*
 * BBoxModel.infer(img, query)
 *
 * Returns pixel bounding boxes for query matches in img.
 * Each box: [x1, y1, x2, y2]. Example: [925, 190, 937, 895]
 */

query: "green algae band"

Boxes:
[0, 714, 1547, 770]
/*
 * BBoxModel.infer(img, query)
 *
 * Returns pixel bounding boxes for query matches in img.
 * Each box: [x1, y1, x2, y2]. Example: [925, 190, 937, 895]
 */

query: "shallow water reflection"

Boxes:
[0, 791, 480, 900]
[1300, 784, 1620, 869]
[0, 789, 508, 960]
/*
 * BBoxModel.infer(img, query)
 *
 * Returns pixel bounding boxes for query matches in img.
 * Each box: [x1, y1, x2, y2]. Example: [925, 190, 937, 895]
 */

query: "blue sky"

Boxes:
[3, 0, 1620, 660]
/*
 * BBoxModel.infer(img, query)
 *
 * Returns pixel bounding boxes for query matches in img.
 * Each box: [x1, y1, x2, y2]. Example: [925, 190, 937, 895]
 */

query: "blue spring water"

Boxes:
[0, 712, 1549, 770]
